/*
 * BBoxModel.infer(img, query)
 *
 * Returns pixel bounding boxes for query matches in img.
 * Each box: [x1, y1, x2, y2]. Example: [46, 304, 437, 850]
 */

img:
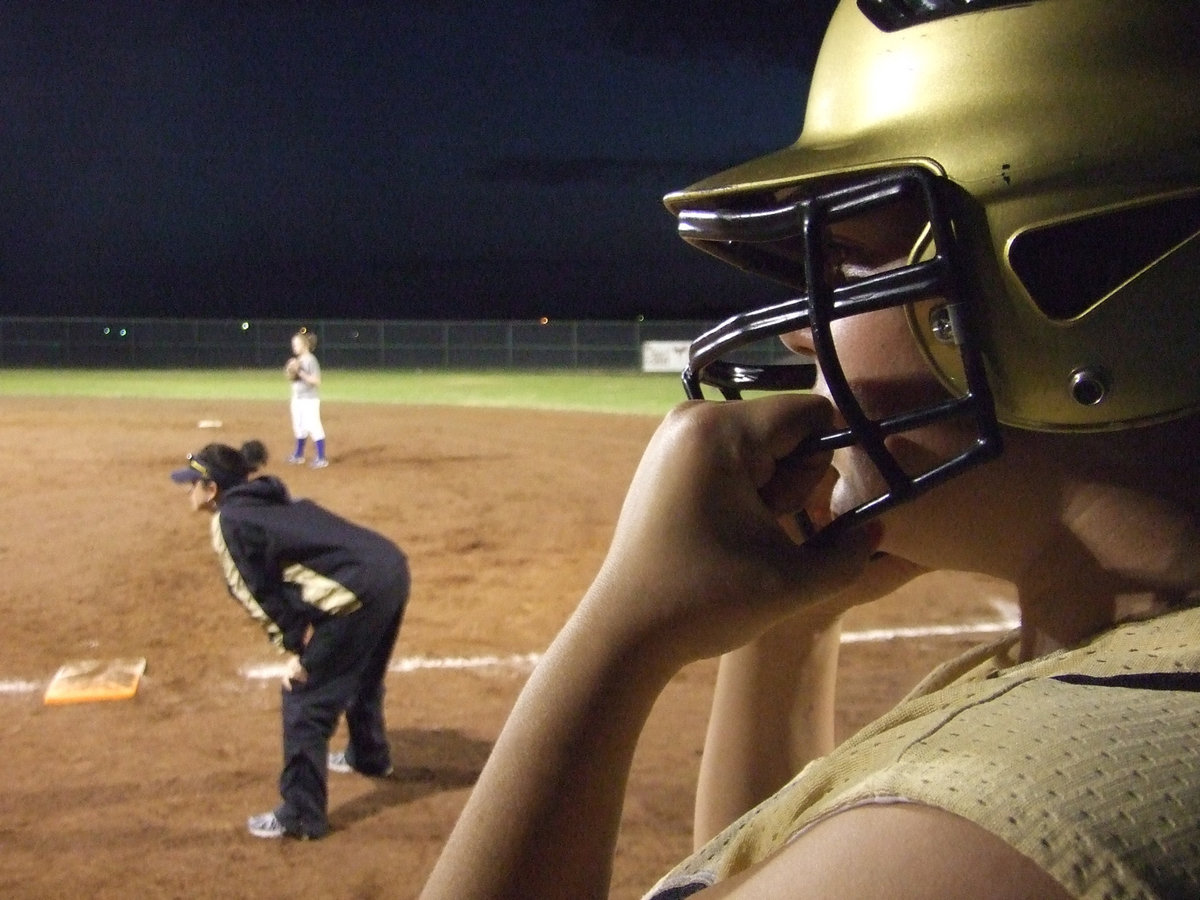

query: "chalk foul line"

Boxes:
[242, 652, 544, 680]
[840, 620, 1016, 644]
[244, 618, 1018, 680]
[0, 680, 43, 696]
[1, 620, 1015, 695]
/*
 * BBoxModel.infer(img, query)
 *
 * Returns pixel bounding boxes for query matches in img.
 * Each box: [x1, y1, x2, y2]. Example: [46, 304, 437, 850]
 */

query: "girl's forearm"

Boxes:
[420, 594, 679, 900]
[694, 615, 841, 847]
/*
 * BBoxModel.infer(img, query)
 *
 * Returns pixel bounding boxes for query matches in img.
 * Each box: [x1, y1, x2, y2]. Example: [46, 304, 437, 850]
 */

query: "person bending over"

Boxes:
[171, 439, 409, 839]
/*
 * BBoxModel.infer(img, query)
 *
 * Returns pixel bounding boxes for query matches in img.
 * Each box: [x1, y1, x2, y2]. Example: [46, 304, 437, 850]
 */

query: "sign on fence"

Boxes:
[641, 340, 690, 374]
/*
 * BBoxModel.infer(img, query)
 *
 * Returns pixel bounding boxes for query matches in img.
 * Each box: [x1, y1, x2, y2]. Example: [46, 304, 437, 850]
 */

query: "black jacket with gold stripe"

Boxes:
[209, 476, 408, 673]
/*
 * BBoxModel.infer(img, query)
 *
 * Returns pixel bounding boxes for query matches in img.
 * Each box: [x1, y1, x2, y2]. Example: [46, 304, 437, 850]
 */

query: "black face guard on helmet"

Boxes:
[679, 166, 1003, 540]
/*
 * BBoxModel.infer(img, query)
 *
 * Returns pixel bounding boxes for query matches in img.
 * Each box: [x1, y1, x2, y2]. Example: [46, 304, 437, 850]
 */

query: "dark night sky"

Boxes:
[0, 1, 837, 321]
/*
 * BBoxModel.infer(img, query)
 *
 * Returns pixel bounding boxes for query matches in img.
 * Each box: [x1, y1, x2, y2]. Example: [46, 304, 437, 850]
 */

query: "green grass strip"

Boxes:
[0, 368, 689, 415]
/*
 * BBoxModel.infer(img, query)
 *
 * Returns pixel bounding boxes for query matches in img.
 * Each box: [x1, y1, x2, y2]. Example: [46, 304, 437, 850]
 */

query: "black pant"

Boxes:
[275, 594, 404, 837]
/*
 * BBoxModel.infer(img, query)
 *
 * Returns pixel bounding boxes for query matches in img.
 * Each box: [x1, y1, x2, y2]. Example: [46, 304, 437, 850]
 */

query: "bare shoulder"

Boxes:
[702, 803, 1072, 900]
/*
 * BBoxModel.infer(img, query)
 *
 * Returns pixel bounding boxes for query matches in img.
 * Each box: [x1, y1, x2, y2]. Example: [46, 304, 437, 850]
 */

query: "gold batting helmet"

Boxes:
[668, 0, 1200, 436]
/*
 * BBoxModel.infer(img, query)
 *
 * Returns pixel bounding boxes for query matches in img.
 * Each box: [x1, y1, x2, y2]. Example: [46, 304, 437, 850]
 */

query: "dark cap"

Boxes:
[170, 455, 210, 485]
[169, 451, 246, 491]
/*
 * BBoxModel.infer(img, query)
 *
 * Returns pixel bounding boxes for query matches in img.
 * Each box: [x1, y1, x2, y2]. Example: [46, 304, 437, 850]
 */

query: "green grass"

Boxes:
[0, 368, 689, 415]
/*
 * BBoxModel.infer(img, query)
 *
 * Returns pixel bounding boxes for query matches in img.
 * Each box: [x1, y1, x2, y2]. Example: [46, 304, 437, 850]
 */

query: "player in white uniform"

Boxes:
[286, 329, 328, 469]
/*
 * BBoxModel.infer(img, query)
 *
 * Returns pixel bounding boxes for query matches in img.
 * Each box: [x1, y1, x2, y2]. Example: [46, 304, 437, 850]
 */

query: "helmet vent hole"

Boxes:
[1009, 194, 1200, 321]
[858, 0, 1032, 32]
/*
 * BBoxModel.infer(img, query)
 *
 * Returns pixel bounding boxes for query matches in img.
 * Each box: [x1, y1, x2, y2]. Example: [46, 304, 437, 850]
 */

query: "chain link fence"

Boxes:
[0, 316, 794, 371]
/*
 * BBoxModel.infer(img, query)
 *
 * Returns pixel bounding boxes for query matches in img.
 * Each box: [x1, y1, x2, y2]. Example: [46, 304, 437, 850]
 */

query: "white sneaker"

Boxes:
[247, 810, 320, 840]
[310, 458, 329, 469]
[327, 751, 353, 774]
[328, 750, 393, 777]
[247, 811, 288, 839]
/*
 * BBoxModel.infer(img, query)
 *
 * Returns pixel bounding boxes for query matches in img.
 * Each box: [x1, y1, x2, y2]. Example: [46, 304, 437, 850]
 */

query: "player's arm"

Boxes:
[217, 519, 311, 653]
[420, 397, 878, 900]
[419, 581, 680, 899]
[697, 803, 1072, 899]
[695, 553, 926, 845]
[694, 613, 842, 847]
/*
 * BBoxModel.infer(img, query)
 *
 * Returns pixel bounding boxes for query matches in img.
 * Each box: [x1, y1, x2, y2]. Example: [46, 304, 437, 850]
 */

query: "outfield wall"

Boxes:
[0, 316, 795, 371]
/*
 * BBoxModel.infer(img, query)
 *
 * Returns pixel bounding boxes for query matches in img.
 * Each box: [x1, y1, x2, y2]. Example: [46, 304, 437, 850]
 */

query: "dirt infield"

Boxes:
[0, 395, 1014, 899]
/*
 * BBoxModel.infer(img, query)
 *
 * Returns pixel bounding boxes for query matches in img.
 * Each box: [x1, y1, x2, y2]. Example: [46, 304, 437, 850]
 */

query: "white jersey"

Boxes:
[291, 352, 320, 400]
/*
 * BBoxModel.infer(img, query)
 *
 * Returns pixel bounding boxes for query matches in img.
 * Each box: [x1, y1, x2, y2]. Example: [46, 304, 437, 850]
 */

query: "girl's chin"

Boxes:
[828, 451, 873, 517]
[828, 479, 861, 518]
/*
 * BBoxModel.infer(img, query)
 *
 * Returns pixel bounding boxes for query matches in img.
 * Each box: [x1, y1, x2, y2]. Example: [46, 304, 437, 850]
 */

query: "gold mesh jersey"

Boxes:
[646, 606, 1200, 899]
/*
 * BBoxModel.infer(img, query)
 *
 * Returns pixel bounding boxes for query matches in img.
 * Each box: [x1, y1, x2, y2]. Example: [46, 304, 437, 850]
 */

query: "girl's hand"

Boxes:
[281, 655, 308, 691]
[583, 394, 880, 668]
